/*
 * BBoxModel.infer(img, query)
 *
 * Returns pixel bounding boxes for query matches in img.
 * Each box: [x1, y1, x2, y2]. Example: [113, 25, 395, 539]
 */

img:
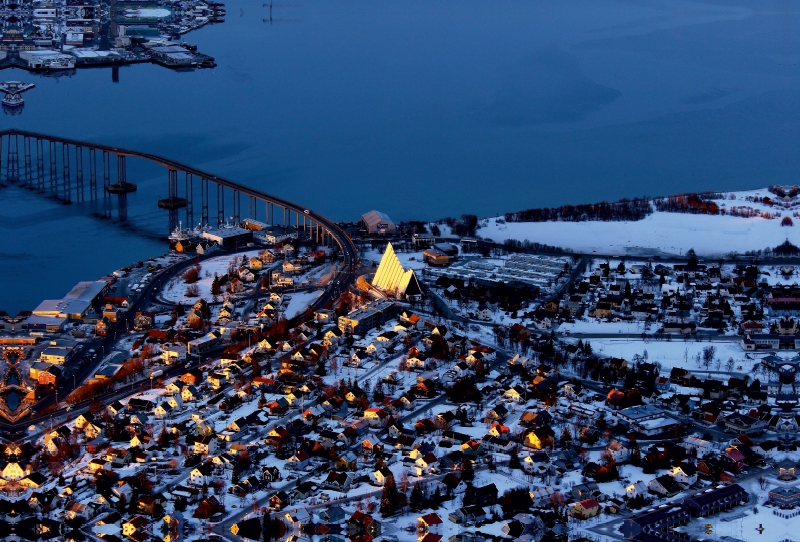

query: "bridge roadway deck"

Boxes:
[0, 128, 357, 265]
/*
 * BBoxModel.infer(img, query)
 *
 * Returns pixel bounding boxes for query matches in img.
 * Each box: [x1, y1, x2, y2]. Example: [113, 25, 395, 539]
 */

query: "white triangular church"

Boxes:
[372, 243, 422, 299]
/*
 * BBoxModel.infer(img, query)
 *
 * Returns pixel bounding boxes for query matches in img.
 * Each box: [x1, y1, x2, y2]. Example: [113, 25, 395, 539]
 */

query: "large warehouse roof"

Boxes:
[361, 210, 397, 234]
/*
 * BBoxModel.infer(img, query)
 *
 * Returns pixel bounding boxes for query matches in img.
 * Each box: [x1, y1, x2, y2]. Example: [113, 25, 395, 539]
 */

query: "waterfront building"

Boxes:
[361, 210, 397, 235]
[202, 227, 253, 249]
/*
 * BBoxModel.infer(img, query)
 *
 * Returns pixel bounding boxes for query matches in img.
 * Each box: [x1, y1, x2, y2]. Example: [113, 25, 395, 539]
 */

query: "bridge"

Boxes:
[0, 128, 357, 266]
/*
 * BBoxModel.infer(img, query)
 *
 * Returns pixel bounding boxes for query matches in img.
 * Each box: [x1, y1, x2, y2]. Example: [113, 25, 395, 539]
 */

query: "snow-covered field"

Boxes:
[282, 290, 324, 319]
[580, 337, 758, 375]
[475, 188, 800, 257]
[160, 250, 262, 304]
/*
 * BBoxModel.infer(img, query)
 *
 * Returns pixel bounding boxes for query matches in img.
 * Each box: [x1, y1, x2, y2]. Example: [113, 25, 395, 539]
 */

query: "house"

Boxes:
[570, 499, 600, 519]
[525, 426, 555, 450]
[347, 511, 382, 538]
[669, 464, 698, 486]
[626, 481, 647, 499]
[19, 472, 47, 489]
[418, 513, 443, 533]
[323, 471, 353, 492]
[317, 504, 347, 523]
[371, 467, 393, 486]
[363, 408, 389, 428]
[154, 403, 174, 419]
[207, 372, 227, 390]
[606, 441, 630, 463]
[287, 450, 310, 470]
[65, 501, 91, 521]
[648, 475, 683, 497]
[194, 435, 218, 456]
[75, 412, 94, 430]
[181, 385, 200, 403]
[449, 505, 487, 524]
[681, 436, 713, 456]
[190, 463, 214, 486]
[261, 466, 282, 483]
[337, 451, 358, 471]
[269, 491, 290, 510]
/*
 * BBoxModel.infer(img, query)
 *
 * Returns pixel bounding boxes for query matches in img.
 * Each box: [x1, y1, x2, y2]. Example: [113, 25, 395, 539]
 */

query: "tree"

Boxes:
[399, 470, 411, 492]
[462, 482, 476, 506]
[183, 266, 200, 284]
[461, 458, 475, 482]
[702, 345, 716, 369]
[379, 475, 405, 515]
[211, 276, 222, 296]
[508, 447, 521, 470]
[499, 487, 533, 516]
[410, 482, 424, 511]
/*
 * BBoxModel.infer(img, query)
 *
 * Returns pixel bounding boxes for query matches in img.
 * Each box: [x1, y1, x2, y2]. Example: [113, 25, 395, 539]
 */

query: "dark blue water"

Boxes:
[3, 0, 800, 313]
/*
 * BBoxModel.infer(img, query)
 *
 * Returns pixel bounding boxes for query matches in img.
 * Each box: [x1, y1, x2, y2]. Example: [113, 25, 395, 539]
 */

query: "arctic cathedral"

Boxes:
[371, 243, 422, 299]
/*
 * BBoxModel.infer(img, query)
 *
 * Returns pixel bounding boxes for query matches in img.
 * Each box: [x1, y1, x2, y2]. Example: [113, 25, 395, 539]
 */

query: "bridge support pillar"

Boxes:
[201, 178, 209, 226]
[35, 138, 44, 190]
[102, 151, 111, 218]
[88, 148, 97, 200]
[185, 173, 194, 226]
[217, 183, 224, 226]
[158, 169, 187, 213]
[61, 143, 71, 202]
[6, 134, 19, 185]
[107, 155, 137, 197]
[48, 141, 57, 194]
[75, 146, 84, 202]
[22, 136, 31, 187]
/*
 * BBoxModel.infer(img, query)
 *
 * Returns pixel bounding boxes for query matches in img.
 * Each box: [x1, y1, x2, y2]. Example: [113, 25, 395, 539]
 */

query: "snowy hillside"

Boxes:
[476, 188, 800, 257]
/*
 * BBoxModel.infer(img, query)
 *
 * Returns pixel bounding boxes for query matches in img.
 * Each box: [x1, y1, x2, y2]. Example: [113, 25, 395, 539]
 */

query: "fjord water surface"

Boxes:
[3, 0, 800, 312]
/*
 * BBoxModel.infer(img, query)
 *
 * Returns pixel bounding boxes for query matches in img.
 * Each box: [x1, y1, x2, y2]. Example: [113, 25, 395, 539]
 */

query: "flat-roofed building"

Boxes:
[202, 227, 253, 249]
[40, 347, 73, 364]
[338, 300, 397, 335]
[423, 249, 450, 267]
[22, 314, 67, 332]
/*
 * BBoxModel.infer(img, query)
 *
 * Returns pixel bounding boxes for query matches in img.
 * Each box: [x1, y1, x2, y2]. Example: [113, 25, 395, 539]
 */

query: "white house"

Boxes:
[626, 481, 647, 499]
[668, 465, 697, 486]
[606, 441, 630, 463]
[162, 344, 187, 363]
[681, 436, 713, 456]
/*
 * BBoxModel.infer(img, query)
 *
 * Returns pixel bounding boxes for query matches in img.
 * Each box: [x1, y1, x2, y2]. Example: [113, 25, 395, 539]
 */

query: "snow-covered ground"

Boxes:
[579, 337, 758, 375]
[475, 188, 800, 257]
[363, 249, 428, 270]
[282, 290, 324, 319]
[160, 250, 262, 304]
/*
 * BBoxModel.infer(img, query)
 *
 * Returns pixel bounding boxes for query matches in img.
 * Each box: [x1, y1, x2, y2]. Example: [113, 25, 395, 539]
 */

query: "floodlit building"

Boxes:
[338, 300, 397, 335]
[371, 243, 422, 299]
[361, 210, 397, 235]
[202, 227, 253, 249]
